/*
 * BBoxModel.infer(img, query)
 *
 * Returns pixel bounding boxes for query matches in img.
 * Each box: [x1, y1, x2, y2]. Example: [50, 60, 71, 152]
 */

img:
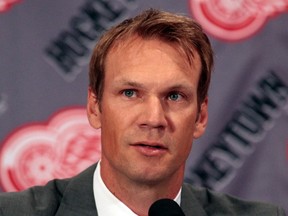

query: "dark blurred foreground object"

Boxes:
[149, 199, 185, 216]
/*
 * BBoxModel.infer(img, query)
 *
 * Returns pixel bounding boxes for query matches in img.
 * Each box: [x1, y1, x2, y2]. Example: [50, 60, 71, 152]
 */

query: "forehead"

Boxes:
[110, 36, 198, 67]
[104, 36, 201, 85]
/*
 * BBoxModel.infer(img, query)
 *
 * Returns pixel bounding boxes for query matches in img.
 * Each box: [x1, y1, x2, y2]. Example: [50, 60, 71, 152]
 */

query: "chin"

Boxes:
[130, 168, 174, 186]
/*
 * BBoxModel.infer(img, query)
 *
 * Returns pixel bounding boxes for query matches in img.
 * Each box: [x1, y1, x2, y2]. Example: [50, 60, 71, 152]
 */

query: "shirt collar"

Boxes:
[93, 161, 182, 216]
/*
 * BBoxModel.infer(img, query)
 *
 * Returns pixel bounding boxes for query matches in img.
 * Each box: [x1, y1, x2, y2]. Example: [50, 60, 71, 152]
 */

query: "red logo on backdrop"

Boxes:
[0, 0, 21, 12]
[0, 108, 101, 192]
[189, 0, 288, 41]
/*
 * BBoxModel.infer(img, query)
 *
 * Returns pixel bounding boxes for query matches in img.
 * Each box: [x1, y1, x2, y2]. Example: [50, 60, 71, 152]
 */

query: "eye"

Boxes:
[122, 89, 136, 98]
[168, 92, 183, 101]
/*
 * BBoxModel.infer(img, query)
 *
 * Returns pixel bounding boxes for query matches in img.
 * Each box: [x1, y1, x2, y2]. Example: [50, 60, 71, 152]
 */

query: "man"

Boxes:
[0, 9, 285, 216]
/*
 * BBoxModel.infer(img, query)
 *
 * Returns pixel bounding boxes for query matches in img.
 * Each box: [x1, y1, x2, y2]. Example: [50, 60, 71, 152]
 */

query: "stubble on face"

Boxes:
[97, 36, 205, 193]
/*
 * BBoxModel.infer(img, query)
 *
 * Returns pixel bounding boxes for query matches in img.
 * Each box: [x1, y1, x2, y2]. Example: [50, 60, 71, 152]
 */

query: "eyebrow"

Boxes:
[166, 84, 194, 91]
[116, 80, 144, 88]
[114, 79, 194, 93]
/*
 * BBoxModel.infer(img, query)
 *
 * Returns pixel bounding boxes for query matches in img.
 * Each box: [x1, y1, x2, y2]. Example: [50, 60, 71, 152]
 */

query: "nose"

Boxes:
[139, 96, 168, 129]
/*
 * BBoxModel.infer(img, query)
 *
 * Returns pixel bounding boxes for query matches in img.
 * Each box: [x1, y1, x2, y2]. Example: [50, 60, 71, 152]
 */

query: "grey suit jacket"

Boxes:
[0, 163, 285, 216]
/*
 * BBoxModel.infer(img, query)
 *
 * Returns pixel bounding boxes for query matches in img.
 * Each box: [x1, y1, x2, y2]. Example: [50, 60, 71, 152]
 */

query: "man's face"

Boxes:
[88, 37, 208, 186]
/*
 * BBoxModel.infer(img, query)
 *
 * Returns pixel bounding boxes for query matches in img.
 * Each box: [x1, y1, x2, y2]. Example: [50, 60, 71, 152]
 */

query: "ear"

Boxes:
[193, 97, 208, 139]
[87, 88, 101, 129]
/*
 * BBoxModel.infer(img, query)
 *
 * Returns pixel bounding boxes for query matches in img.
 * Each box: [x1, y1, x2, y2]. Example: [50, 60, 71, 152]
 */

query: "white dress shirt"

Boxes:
[93, 161, 182, 216]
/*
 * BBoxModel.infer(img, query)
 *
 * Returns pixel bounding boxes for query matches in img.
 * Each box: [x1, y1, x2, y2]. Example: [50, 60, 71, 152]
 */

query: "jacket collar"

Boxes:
[54, 163, 207, 216]
[181, 183, 207, 216]
[55, 163, 98, 216]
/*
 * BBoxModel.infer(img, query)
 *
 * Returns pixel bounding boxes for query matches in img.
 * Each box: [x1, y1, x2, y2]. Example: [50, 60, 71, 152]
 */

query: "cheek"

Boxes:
[174, 111, 198, 132]
[101, 103, 125, 128]
[172, 113, 197, 148]
[100, 107, 131, 147]
[176, 133, 194, 153]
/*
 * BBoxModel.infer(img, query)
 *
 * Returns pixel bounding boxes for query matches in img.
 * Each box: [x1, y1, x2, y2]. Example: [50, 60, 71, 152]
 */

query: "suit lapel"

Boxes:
[54, 164, 208, 216]
[55, 164, 98, 216]
[181, 183, 207, 216]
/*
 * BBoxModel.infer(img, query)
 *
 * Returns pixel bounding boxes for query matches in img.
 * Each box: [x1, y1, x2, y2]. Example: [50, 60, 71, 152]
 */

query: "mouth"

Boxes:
[140, 143, 164, 148]
[131, 142, 168, 156]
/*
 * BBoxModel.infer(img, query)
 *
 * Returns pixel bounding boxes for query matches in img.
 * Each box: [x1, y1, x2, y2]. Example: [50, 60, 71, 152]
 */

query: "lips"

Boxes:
[131, 142, 168, 157]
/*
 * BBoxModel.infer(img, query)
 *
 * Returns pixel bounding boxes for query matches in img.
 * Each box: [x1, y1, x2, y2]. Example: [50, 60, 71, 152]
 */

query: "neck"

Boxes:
[99, 160, 184, 216]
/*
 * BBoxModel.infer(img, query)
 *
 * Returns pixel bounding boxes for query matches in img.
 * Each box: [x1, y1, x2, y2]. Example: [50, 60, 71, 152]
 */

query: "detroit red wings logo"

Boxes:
[0, 0, 21, 12]
[189, 0, 288, 41]
[0, 108, 101, 192]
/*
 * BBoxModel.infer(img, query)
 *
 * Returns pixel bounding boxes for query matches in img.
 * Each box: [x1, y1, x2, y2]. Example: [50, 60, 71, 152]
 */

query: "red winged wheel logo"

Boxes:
[0, 108, 101, 192]
[189, 0, 288, 41]
[0, 0, 21, 12]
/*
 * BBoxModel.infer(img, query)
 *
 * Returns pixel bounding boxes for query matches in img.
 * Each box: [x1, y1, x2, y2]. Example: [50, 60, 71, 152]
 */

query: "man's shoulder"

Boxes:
[0, 163, 97, 216]
[182, 183, 286, 216]
[0, 178, 70, 216]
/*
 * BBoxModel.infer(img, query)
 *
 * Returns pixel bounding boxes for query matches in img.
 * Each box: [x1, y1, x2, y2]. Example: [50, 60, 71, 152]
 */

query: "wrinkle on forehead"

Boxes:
[107, 35, 201, 77]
